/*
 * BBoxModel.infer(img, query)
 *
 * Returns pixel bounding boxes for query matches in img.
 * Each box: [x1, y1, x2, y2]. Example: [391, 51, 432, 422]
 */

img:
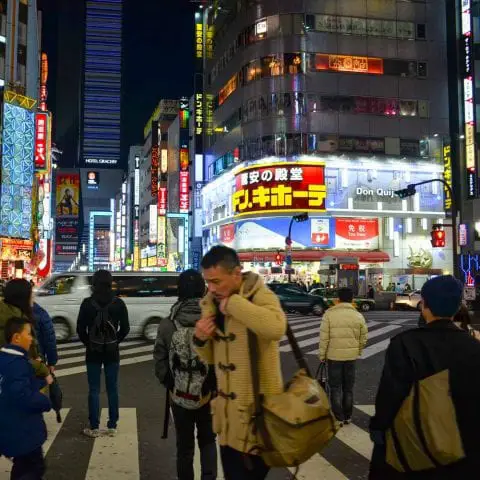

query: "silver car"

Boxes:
[394, 290, 422, 310]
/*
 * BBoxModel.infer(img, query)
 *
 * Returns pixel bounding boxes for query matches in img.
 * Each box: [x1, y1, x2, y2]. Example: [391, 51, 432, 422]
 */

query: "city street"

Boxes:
[0, 311, 419, 480]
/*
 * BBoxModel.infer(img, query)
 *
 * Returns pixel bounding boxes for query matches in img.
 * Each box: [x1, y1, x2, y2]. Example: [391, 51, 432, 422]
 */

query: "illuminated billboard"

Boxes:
[179, 171, 190, 213]
[0, 103, 35, 239]
[151, 145, 159, 198]
[233, 162, 327, 217]
[55, 172, 80, 255]
[314, 54, 383, 74]
[34, 112, 50, 171]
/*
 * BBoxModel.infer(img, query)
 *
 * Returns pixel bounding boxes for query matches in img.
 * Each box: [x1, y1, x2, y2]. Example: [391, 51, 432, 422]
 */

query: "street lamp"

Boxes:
[394, 180, 459, 279]
[285, 213, 309, 283]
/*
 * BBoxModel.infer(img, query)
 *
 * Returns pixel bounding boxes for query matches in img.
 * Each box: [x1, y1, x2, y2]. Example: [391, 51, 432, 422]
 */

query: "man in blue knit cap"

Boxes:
[369, 275, 480, 479]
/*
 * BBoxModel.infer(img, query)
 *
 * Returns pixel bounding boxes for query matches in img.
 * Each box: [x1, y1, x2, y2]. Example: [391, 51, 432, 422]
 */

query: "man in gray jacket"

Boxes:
[154, 269, 217, 480]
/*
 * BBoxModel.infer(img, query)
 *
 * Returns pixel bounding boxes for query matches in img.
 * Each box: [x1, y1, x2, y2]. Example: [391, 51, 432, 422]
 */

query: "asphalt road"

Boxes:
[0, 311, 419, 480]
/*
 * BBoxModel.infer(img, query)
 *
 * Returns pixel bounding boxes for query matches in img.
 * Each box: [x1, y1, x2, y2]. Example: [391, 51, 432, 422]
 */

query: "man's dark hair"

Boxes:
[421, 275, 462, 318]
[201, 245, 240, 271]
[178, 269, 205, 300]
[5, 317, 29, 344]
[338, 288, 354, 303]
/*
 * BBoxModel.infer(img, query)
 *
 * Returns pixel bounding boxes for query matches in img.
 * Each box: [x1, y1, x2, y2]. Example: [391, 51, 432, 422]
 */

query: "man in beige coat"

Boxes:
[193, 246, 286, 480]
[319, 287, 368, 425]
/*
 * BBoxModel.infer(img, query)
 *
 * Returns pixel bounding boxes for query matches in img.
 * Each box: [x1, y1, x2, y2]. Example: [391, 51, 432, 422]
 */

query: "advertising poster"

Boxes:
[235, 217, 335, 250]
[55, 172, 80, 256]
[220, 223, 235, 247]
[335, 218, 379, 249]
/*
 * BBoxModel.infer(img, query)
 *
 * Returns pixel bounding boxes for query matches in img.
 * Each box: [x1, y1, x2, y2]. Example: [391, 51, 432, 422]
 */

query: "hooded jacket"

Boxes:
[194, 272, 286, 454]
[319, 302, 368, 361]
[154, 298, 216, 398]
[33, 303, 58, 366]
[0, 344, 51, 457]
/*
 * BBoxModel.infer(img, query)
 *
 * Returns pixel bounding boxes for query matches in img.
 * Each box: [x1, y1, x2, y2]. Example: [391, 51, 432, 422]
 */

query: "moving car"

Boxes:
[267, 283, 326, 316]
[310, 288, 376, 312]
[35, 272, 180, 342]
[393, 290, 422, 310]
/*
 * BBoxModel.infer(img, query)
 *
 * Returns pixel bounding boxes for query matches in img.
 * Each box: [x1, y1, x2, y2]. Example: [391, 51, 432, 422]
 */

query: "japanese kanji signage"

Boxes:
[179, 171, 190, 213]
[443, 144, 452, 213]
[158, 187, 167, 216]
[151, 145, 159, 198]
[35, 112, 48, 171]
[335, 218, 379, 249]
[233, 162, 327, 217]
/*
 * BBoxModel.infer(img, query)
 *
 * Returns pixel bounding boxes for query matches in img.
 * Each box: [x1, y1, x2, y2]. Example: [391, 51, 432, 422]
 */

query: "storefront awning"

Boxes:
[238, 250, 390, 263]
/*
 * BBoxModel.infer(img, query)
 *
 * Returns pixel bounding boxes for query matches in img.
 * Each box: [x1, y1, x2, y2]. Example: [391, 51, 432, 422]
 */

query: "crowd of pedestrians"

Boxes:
[1, 248, 480, 479]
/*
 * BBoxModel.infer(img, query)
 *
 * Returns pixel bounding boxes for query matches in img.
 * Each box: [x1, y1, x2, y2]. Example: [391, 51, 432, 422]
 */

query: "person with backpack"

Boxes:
[370, 275, 480, 479]
[154, 269, 217, 480]
[77, 270, 130, 438]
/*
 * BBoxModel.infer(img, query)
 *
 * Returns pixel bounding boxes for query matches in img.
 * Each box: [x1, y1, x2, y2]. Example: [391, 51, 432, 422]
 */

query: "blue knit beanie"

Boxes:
[421, 275, 463, 318]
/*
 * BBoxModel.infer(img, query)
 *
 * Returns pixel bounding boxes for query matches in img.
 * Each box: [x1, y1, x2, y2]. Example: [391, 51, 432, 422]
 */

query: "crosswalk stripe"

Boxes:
[86, 408, 139, 480]
[356, 405, 376, 416]
[289, 319, 321, 330]
[360, 338, 391, 359]
[336, 423, 373, 460]
[290, 454, 348, 479]
[288, 316, 321, 325]
[0, 408, 71, 475]
[57, 341, 84, 350]
[56, 354, 154, 378]
[58, 345, 153, 367]
[193, 429, 224, 479]
[59, 340, 146, 357]
[365, 323, 403, 340]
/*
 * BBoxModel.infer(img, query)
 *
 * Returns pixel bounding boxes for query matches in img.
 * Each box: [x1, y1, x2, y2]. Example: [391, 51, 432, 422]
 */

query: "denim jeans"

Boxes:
[220, 446, 269, 480]
[86, 361, 119, 429]
[11, 447, 45, 480]
[327, 360, 356, 422]
[171, 402, 217, 480]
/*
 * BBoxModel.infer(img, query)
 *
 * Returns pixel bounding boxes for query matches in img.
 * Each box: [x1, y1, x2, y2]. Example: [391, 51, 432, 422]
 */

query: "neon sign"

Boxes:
[34, 112, 48, 171]
[151, 145, 159, 198]
[315, 54, 383, 74]
[179, 171, 190, 213]
[195, 21, 203, 59]
[443, 145, 452, 212]
[233, 162, 327, 217]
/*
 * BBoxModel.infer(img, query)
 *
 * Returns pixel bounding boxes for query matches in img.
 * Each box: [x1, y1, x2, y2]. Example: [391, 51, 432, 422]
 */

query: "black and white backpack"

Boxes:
[169, 311, 209, 410]
[89, 299, 118, 354]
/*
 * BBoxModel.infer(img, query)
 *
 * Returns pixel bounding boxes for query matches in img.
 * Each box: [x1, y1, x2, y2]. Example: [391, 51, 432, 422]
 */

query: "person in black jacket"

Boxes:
[369, 275, 480, 479]
[77, 270, 130, 438]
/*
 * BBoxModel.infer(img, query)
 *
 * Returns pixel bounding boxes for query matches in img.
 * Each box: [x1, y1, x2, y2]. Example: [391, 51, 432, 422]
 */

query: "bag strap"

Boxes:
[285, 323, 312, 377]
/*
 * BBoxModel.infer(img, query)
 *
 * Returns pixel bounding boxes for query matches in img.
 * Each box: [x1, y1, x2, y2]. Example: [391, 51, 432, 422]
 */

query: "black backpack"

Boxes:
[89, 299, 118, 353]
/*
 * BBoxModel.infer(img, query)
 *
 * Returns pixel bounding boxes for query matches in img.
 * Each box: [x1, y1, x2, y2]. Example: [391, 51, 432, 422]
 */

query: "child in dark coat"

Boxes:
[0, 317, 53, 479]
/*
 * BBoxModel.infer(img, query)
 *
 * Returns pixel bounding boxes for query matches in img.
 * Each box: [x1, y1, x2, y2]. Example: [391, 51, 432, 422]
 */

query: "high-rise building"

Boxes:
[82, 0, 122, 168]
[199, 0, 452, 292]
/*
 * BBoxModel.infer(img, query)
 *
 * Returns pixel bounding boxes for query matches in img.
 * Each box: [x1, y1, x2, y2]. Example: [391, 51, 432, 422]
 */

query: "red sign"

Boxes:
[315, 54, 383, 75]
[179, 171, 190, 213]
[220, 223, 235, 244]
[35, 112, 48, 170]
[233, 162, 326, 217]
[335, 218, 379, 249]
[180, 148, 189, 171]
[151, 145, 159, 198]
[158, 187, 167, 216]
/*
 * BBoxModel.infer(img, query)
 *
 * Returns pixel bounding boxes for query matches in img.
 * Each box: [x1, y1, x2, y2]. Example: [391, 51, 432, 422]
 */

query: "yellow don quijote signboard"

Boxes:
[233, 162, 327, 217]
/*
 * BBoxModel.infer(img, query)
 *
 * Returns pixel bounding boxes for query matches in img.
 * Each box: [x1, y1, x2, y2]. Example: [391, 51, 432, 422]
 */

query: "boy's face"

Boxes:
[12, 323, 33, 352]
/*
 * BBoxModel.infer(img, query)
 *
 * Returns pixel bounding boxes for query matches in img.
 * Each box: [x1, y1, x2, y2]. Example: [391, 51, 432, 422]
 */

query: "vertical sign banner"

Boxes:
[133, 155, 140, 270]
[157, 216, 167, 267]
[195, 20, 203, 59]
[39, 53, 48, 112]
[443, 144, 452, 214]
[151, 145, 159, 198]
[195, 93, 203, 136]
[149, 204, 158, 244]
[158, 187, 167, 215]
[55, 172, 80, 256]
[462, 0, 477, 198]
[179, 171, 190, 213]
[34, 112, 48, 171]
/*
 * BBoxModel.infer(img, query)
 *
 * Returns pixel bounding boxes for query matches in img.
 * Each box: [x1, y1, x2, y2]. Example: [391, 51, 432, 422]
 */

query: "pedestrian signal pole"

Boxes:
[286, 213, 309, 283]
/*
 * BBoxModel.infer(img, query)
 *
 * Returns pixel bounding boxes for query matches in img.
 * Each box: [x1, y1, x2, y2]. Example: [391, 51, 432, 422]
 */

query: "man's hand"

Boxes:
[45, 374, 54, 386]
[48, 365, 55, 374]
[195, 316, 216, 341]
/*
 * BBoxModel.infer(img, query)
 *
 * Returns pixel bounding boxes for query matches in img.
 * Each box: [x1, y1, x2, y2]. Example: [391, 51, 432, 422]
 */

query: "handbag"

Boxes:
[315, 361, 329, 395]
[247, 324, 339, 469]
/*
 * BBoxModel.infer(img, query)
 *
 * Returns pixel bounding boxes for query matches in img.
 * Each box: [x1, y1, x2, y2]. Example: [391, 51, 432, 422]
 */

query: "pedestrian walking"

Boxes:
[0, 317, 53, 479]
[77, 270, 130, 438]
[319, 287, 368, 424]
[154, 269, 217, 480]
[193, 246, 286, 480]
[369, 275, 480, 478]
[0, 279, 50, 385]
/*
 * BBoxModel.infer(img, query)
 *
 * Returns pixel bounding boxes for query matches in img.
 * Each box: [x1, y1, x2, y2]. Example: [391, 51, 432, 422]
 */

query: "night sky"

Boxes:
[123, 0, 195, 149]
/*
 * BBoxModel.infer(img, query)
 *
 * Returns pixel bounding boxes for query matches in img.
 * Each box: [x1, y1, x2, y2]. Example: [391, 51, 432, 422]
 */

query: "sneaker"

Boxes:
[82, 428, 100, 438]
[107, 428, 117, 437]
[343, 418, 351, 425]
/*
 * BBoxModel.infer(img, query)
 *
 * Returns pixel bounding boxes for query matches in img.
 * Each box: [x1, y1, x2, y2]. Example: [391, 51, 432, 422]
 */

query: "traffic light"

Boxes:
[275, 251, 282, 264]
[395, 184, 417, 199]
[285, 236, 292, 246]
[430, 227, 446, 248]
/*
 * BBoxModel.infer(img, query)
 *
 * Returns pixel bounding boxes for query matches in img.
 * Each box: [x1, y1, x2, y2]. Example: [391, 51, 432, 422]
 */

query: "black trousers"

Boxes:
[220, 446, 270, 480]
[327, 360, 356, 422]
[171, 402, 217, 480]
[11, 447, 46, 480]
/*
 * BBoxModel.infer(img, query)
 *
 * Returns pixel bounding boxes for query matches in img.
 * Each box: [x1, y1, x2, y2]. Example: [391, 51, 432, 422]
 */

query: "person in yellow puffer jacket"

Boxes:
[319, 287, 368, 424]
[0, 280, 50, 390]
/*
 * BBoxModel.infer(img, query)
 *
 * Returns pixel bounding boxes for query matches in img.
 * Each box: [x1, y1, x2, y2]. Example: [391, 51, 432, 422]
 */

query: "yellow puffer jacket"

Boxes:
[319, 303, 368, 361]
[195, 272, 286, 454]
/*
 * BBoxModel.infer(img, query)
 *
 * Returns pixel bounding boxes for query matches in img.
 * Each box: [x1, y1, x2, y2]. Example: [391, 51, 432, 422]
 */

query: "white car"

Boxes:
[35, 272, 180, 342]
[394, 290, 422, 310]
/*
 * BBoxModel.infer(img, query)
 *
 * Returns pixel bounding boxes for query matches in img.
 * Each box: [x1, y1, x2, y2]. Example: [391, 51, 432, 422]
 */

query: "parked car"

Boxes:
[393, 290, 422, 310]
[35, 272, 180, 342]
[310, 288, 375, 312]
[267, 283, 326, 316]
